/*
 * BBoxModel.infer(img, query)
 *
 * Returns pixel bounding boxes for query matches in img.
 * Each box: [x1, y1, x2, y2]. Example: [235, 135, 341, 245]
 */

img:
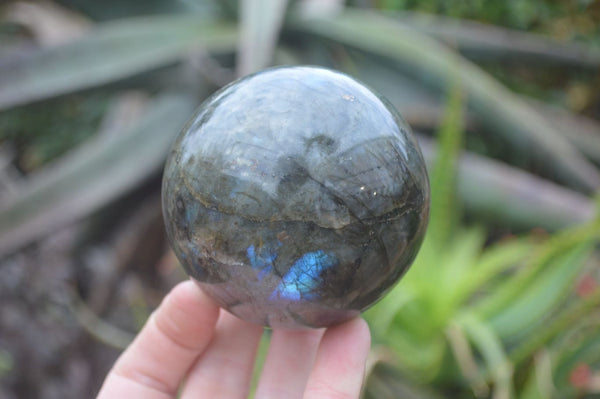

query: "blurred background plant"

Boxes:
[0, 0, 599, 398]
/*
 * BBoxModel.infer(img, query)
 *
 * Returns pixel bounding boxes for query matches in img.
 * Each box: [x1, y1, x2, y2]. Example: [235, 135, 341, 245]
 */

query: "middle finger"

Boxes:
[181, 310, 263, 399]
[254, 328, 324, 399]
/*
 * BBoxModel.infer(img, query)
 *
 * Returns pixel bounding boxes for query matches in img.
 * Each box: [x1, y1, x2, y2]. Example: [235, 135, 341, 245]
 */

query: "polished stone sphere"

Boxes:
[162, 66, 429, 329]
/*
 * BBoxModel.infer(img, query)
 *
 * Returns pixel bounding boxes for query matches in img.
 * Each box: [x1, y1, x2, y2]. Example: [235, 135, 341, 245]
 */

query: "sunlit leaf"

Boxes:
[460, 314, 514, 399]
[427, 82, 463, 249]
[457, 237, 536, 302]
[472, 221, 600, 319]
[488, 243, 593, 339]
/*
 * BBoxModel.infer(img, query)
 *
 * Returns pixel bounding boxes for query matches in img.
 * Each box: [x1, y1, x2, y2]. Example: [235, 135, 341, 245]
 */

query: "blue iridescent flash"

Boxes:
[270, 250, 338, 301]
[246, 244, 277, 280]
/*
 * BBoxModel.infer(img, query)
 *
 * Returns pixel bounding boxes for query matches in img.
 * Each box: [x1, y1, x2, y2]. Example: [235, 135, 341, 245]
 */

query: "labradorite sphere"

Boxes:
[162, 66, 429, 329]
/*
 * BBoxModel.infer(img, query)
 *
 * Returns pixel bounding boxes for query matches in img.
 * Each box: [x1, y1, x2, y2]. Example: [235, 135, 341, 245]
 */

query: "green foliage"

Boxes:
[1, 1, 599, 397]
[364, 82, 600, 397]
[376, 0, 600, 40]
[0, 16, 237, 110]
[427, 81, 463, 248]
[0, 93, 109, 171]
[295, 9, 600, 193]
[0, 349, 13, 377]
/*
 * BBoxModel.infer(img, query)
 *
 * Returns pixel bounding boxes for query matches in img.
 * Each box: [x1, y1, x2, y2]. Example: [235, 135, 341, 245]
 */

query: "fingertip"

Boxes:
[101, 280, 221, 398]
[152, 280, 220, 351]
[167, 280, 219, 321]
[255, 328, 325, 398]
[180, 311, 264, 398]
[338, 317, 371, 348]
[321, 317, 371, 349]
[321, 317, 371, 369]
[333, 316, 370, 335]
[303, 317, 371, 399]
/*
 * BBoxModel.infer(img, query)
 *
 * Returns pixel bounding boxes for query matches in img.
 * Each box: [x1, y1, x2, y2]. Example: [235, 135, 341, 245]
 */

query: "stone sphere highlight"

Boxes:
[162, 66, 429, 329]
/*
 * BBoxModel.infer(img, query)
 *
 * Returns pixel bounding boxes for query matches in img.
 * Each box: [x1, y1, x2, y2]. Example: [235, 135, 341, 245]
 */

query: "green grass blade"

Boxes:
[457, 237, 536, 302]
[517, 351, 553, 399]
[509, 289, 600, 366]
[553, 327, 600, 392]
[427, 83, 464, 250]
[460, 314, 514, 399]
[488, 242, 594, 339]
[386, 327, 447, 381]
[291, 9, 600, 192]
[0, 16, 237, 110]
[364, 285, 414, 338]
[439, 228, 486, 310]
[471, 221, 600, 319]
[249, 331, 271, 398]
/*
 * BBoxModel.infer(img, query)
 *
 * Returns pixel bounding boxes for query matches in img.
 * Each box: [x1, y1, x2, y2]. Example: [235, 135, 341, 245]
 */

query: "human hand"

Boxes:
[96, 280, 371, 398]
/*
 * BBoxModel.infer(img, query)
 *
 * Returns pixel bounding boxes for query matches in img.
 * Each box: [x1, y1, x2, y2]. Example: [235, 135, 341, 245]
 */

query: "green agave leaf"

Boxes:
[389, 11, 600, 69]
[553, 330, 600, 391]
[517, 351, 553, 399]
[457, 237, 536, 303]
[0, 93, 197, 256]
[396, 245, 448, 328]
[364, 285, 414, 338]
[509, 289, 600, 366]
[488, 242, 593, 339]
[349, 54, 600, 170]
[515, 316, 600, 398]
[386, 327, 447, 381]
[340, 53, 595, 230]
[529, 100, 600, 166]
[417, 136, 595, 231]
[237, 0, 288, 76]
[460, 314, 514, 399]
[291, 9, 600, 192]
[472, 222, 600, 319]
[427, 82, 463, 250]
[364, 363, 446, 399]
[0, 16, 237, 110]
[54, 0, 214, 21]
[388, 298, 440, 341]
[438, 227, 486, 312]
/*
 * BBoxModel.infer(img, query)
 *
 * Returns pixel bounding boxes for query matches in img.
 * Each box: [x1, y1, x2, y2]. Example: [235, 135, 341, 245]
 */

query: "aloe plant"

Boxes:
[1, 2, 599, 398]
[2, 0, 598, 256]
[364, 83, 600, 398]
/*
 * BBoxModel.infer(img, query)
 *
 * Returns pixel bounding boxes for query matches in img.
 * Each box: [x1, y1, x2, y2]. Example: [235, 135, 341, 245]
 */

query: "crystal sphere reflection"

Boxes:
[162, 66, 429, 329]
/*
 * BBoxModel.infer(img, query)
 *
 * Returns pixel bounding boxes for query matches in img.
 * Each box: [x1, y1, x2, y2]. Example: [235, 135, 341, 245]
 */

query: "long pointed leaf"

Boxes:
[0, 93, 197, 256]
[418, 136, 595, 230]
[390, 11, 600, 69]
[460, 314, 514, 399]
[427, 83, 463, 249]
[237, 0, 288, 76]
[458, 237, 536, 302]
[472, 221, 600, 319]
[0, 16, 236, 110]
[488, 243, 594, 339]
[510, 289, 600, 366]
[291, 9, 600, 192]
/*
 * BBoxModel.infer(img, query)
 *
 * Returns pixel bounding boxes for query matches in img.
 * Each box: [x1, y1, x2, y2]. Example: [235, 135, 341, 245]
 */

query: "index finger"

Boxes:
[97, 280, 219, 399]
[303, 317, 371, 399]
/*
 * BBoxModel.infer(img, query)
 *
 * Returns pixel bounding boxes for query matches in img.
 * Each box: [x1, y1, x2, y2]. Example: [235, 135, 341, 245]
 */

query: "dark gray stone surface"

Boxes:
[162, 66, 429, 328]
